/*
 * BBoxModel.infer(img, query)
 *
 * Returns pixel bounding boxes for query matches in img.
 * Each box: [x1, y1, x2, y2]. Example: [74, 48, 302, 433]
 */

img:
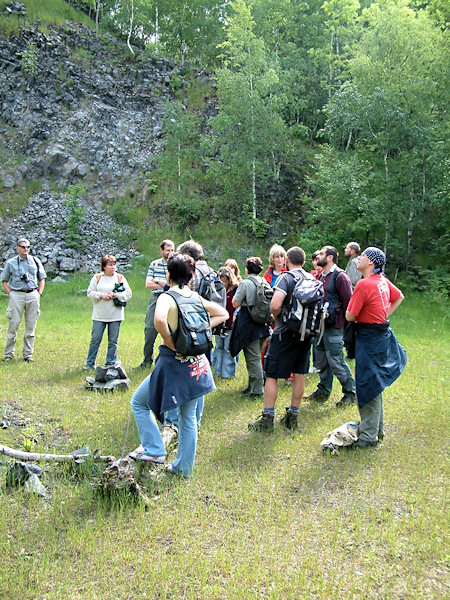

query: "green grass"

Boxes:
[0, 0, 95, 36]
[0, 275, 448, 599]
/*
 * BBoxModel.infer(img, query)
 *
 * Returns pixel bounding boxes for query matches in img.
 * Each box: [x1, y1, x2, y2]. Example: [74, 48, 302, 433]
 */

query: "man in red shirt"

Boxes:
[346, 247, 406, 447]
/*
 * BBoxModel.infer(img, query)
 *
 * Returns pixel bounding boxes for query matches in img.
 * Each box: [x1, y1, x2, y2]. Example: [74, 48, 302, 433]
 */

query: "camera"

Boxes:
[21, 273, 30, 283]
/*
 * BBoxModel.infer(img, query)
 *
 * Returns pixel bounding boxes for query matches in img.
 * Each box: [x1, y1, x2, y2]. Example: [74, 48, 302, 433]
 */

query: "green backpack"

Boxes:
[247, 276, 274, 325]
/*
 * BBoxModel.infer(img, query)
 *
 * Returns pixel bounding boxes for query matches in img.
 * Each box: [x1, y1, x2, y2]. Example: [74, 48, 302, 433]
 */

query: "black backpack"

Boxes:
[247, 275, 274, 324]
[281, 270, 325, 340]
[165, 290, 213, 356]
[197, 265, 226, 307]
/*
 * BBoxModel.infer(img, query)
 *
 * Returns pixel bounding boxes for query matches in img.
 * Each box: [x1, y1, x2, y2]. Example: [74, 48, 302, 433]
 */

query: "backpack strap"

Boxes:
[95, 273, 102, 283]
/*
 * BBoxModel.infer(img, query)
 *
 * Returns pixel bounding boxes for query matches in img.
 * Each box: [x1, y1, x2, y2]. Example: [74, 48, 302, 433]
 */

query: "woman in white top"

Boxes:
[85, 254, 132, 369]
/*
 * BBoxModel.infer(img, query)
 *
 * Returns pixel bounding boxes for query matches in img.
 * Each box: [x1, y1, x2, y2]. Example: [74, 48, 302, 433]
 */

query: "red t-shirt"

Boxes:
[347, 275, 402, 323]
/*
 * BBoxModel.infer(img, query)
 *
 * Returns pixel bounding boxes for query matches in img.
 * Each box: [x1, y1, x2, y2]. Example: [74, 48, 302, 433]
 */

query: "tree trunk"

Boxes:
[155, 4, 159, 54]
[177, 140, 181, 192]
[127, 0, 135, 56]
[383, 150, 390, 255]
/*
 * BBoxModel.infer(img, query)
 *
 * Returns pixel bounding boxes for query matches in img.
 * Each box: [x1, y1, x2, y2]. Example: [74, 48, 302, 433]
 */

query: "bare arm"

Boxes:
[345, 310, 356, 322]
[38, 279, 45, 295]
[145, 275, 166, 291]
[202, 298, 229, 329]
[154, 294, 176, 351]
[387, 293, 404, 317]
[2, 281, 10, 295]
[270, 290, 285, 319]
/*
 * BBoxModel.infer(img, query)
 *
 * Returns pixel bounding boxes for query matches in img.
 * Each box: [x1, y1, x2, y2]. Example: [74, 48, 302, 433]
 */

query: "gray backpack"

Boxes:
[247, 276, 274, 324]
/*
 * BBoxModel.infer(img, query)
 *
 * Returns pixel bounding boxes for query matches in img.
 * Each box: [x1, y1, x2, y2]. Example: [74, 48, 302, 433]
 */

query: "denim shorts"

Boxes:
[265, 331, 312, 379]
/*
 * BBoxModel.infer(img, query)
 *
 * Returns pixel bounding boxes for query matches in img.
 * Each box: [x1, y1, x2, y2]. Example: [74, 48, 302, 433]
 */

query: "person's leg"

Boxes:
[142, 295, 158, 364]
[222, 330, 237, 378]
[378, 395, 384, 440]
[358, 393, 382, 443]
[263, 377, 278, 409]
[312, 331, 333, 396]
[324, 327, 355, 395]
[291, 373, 305, 408]
[170, 397, 199, 477]
[243, 338, 264, 394]
[4, 291, 25, 358]
[106, 320, 121, 366]
[164, 407, 179, 428]
[214, 334, 225, 376]
[195, 395, 204, 428]
[23, 291, 40, 359]
[85, 321, 106, 367]
[130, 375, 166, 457]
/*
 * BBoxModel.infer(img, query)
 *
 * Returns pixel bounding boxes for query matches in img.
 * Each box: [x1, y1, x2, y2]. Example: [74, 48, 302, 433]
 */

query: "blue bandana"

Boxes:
[363, 247, 386, 274]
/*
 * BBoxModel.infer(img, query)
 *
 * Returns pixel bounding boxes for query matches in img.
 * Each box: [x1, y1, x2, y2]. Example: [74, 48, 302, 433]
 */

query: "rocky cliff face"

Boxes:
[0, 20, 180, 274]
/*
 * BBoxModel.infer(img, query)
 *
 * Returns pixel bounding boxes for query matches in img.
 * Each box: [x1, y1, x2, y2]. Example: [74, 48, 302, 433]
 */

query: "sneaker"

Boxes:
[241, 386, 251, 395]
[335, 393, 356, 408]
[23, 356, 34, 362]
[308, 366, 319, 373]
[280, 407, 299, 430]
[83, 365, 94, 371]
[248, 411, 274, 432]
[351, 438, 378, 448]
[1, 356, 13, 362]
[305, 390, 329, 403]
[247, 392, 263, 398]
[129, 446, 165, 463]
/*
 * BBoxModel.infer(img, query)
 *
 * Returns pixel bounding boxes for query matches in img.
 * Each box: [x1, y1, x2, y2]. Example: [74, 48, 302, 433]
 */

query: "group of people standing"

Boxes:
[1, 235, 406, 477]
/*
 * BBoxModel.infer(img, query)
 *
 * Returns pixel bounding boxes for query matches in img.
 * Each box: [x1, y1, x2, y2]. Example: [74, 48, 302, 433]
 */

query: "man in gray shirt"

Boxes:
[344, 242, 363, 288]
[2, 237, 46, 362]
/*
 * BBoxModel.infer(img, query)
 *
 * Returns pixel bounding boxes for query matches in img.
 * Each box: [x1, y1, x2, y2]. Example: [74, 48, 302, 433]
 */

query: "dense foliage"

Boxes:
[3, 0, 449, 280]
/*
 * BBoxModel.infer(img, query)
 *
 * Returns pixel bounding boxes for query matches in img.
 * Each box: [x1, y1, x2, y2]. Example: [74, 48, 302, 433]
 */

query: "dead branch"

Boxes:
[0, 445, 114, 463]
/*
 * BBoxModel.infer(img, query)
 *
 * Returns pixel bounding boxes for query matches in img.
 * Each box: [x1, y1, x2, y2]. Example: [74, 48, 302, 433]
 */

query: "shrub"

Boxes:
[20, 43, 39, 78]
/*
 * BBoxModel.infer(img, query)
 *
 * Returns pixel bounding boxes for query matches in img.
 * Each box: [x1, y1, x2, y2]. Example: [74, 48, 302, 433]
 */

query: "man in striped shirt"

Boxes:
[136, 239, 174, 369]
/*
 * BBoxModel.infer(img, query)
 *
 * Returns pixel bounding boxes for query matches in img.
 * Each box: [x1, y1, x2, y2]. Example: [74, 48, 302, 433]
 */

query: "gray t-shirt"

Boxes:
[1, 255, 46, 291]
[233, 275, 263, 308]
[272, 268, 307, 334]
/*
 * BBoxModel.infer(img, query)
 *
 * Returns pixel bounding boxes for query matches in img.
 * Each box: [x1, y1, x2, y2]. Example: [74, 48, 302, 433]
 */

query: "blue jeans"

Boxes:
[130, 376, 166, 457]
[214, 331, 237, 378]
[86, 320, 121, 367]
[164, 396, 204, 429]
[131, 375, 202, 477]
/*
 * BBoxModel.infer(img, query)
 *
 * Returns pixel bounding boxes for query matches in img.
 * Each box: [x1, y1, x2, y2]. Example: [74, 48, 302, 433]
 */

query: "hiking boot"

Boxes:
[351, 438, 378, 448]
[335, 393, 356, 408]
[134, 361, 152, 370]
[280, 407, 299, 430]
[241, 386, 251, 395]
[23, 356, 34, 362]
[1, 356, 13, 362]
[248, 411, 274, 432]
[305, 390, 329, 403]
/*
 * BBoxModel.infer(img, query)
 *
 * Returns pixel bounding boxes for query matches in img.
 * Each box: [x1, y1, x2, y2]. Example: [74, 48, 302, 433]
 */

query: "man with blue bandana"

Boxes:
[346, 247, 407, 447]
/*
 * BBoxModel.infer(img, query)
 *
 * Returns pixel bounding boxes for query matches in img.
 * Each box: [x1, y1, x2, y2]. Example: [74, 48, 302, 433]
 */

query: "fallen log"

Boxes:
[0, 445, 115, 463]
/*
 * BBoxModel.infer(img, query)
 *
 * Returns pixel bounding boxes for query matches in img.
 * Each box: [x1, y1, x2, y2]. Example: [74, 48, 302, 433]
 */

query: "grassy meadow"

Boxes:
[0, 271, 448, 599]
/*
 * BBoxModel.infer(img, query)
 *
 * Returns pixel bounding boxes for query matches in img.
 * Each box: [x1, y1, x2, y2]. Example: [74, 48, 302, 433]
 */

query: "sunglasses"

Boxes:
[18, 245, 30, 249]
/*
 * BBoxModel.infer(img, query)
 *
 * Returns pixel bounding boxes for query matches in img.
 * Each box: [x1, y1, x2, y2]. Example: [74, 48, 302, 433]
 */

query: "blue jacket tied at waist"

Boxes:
[148, 345, 215, 423]
[355, 321, 407, 408]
